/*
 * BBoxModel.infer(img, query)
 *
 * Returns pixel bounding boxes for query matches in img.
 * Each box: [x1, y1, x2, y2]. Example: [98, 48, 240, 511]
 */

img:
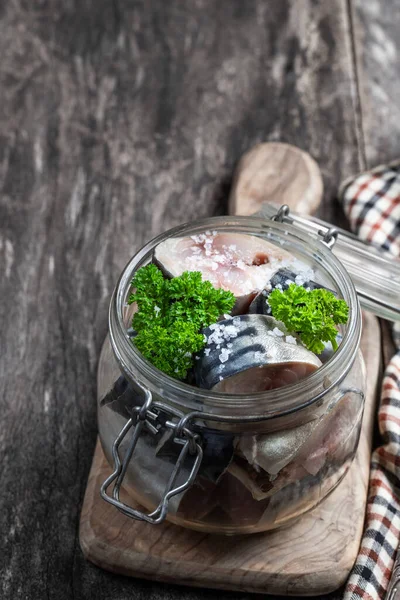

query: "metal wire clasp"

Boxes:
[100, 388, 203, 524]
[318, 227, 338, 249]
[271, 204, 338, 250]
[271, 204, 292, 223]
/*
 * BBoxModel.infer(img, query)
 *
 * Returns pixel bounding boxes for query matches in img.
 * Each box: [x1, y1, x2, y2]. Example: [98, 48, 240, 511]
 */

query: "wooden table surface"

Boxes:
[1, 2, 399, 599]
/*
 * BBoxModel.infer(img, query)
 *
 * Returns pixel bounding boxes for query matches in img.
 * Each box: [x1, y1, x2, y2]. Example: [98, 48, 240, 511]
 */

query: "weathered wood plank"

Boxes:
[353, 0, 400, 168]
[0, 1, 365, 599]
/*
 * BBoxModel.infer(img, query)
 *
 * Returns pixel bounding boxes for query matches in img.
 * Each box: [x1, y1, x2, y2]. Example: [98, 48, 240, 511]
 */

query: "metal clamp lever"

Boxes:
[100, 390, 203, 524]
[271, 204, 338, 249]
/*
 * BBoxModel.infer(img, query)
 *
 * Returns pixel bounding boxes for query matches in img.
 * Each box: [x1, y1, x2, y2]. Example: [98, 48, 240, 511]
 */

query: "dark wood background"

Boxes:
[1, 1, 399, 599]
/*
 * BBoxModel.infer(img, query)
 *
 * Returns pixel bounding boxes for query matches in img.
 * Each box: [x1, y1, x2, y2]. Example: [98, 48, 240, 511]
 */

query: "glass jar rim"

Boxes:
[109, 216, 361, 419]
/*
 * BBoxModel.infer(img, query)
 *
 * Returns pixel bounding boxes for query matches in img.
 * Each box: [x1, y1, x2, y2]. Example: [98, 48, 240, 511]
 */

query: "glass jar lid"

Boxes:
[257, 204, 400, 322]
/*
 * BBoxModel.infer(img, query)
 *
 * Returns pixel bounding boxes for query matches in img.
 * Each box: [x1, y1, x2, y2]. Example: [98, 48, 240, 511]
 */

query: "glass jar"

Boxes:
[97, 214, 367, 535]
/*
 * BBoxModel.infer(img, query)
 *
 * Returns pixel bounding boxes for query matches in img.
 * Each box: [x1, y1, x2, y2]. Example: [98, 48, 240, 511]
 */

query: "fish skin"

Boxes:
[193, 428, 236, 483]
[237, 421, 318, 476]
[318, 336, 343, 363]
[248, 267, 323, 316]
[154, 233, 296, 315]
[155, 425, 235, 484]
[225, 460, 275, 502]
[100, 375, 144, 418]
[195, 314, 321, 392]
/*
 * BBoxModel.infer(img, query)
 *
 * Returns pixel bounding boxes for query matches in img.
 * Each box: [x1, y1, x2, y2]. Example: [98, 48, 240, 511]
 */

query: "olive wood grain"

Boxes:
[80, 312, 380, 596]
[229, 143, 323, 217]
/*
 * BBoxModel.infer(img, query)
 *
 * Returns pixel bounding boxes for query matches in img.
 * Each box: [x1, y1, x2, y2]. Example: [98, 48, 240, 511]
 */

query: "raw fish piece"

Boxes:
[216, 470, 269, 524]
[237, 420, 318, 476]
[154, 232, 297, 314]
[225, 458, 275, 501]
[194, 314, 321, 392]
[235, 388, 362, 497]
[156, 426, 235, 484]
[193, 428, 235, 483]
[100, 375, 144, 418]
[179, 469, 269, 526]
[297, 391, 362, 475]
[176, 478, 220, 521]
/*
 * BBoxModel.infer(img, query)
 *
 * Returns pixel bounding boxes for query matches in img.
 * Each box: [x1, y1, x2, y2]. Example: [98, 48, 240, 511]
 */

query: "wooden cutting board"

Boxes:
[80, 144, 381, 596]
[80, 314, 379, 596]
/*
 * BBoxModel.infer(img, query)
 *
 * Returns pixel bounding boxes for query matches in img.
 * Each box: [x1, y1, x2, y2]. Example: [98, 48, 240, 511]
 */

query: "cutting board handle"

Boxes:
[229, 142, 323, 217]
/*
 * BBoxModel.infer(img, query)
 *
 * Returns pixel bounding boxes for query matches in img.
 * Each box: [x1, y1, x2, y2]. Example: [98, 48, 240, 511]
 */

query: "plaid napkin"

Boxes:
[340, 162, 400, 600]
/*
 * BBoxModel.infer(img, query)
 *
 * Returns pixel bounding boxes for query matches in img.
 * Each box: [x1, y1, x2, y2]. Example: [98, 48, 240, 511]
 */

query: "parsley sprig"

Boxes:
[128, 264, 235, 379]
[268, 284, 349, 354]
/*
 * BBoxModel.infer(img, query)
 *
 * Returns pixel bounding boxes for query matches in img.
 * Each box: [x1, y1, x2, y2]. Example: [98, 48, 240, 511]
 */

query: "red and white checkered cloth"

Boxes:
[340, 162, 400, 600]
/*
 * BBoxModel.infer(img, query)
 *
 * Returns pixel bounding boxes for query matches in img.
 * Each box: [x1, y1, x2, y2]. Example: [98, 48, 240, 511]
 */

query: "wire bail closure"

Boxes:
[100, 385, 203, 524]
[271, 204, 338, 250]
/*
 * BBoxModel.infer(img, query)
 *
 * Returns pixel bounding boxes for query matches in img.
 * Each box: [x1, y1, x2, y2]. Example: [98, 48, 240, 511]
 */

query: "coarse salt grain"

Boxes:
[223, 325, 239, 339]
[272, 327, 285, 337]
[219, 348, 231, 363]
[286, 335, 297, 345]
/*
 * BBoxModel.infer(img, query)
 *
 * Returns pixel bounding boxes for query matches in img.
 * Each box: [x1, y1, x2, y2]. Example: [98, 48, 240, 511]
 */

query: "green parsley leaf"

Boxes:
[128, 264, 235, 379]
[134, 321, 205, 379]
[166, 271, 236, 330]
[268, 284, 349, 355]
[128, 264, 167, 331]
